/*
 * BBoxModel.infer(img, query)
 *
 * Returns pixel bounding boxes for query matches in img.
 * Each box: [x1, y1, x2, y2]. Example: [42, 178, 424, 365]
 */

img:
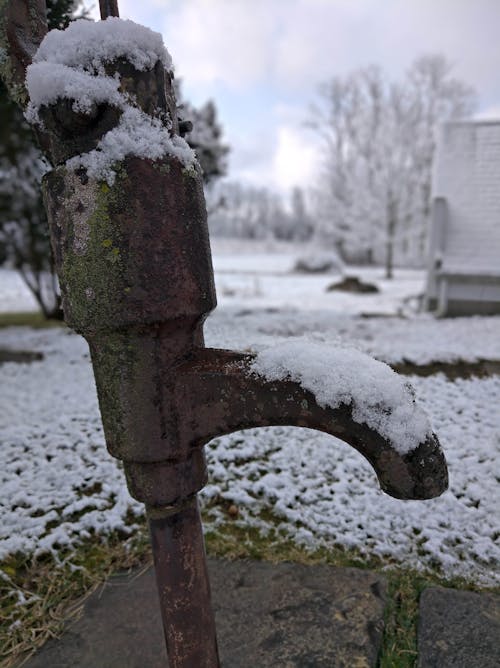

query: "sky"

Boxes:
[87, 0, 500, 195]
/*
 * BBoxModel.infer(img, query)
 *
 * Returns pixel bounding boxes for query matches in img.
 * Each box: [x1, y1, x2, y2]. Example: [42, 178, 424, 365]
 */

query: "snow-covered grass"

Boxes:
[0, 329, 143, 560]
[0, 326, 499, 587]
[1, 250, 499, 593]
[0, 271, 39, 314]
[214, 257, 424, 316]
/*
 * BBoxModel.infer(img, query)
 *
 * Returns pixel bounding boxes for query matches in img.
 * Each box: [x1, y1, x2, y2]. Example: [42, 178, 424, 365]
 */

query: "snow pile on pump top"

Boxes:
[250, 340, 433, 454]
[33, 17, 172, 72]
[25, 17, 195, 184]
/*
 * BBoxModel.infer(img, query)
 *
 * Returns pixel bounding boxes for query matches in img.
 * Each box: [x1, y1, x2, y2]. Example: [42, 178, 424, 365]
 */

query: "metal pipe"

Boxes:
[1, 1, 448, 663]
[148, 496, 220, 668]
[99, 0, 120, 19]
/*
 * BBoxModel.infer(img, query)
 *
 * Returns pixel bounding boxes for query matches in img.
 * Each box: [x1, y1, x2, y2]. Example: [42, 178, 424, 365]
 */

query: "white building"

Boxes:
[425, 120, 500, 316]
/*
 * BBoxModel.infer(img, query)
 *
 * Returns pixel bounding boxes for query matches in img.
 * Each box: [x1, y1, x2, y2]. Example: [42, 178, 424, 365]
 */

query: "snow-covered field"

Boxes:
[1, 249, 499, 588]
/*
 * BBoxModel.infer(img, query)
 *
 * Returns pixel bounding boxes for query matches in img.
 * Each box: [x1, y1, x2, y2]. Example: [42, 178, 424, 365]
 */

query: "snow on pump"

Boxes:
[0, 2, 448, 666]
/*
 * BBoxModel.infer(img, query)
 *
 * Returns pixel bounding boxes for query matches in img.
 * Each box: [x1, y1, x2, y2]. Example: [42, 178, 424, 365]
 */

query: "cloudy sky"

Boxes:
[88, 0, 500, 194]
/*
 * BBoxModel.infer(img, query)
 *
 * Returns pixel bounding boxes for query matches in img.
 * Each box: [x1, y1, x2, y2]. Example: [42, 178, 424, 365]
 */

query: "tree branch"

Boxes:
[0, 0, 47, 108]
[99, 1, 119, 19]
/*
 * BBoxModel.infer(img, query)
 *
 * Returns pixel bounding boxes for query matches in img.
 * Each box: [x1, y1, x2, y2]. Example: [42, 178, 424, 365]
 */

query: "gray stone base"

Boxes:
[418, 586, 500, 668]
[24, 559, 387, 668]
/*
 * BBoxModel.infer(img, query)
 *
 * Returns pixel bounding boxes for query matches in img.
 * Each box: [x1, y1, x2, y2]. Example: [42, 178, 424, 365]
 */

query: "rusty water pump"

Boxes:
[1, 2, 448, 666]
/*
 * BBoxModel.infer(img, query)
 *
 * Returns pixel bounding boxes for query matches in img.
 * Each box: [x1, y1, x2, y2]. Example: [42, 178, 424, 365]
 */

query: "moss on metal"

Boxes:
[44, 167, 129, 334]
[89, 330, 140, 460]
[42, 164, 145, 457]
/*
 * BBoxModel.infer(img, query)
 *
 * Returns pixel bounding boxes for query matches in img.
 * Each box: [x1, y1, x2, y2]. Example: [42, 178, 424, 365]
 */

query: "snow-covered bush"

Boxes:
[293, 250, 344, 274]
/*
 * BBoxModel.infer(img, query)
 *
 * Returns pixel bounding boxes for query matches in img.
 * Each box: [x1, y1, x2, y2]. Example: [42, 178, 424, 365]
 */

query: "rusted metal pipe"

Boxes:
[171, 348, 448, 501]
[148, 498, 219, 667]
[0, 2, 449, 666]
[99, 0, 119, 19]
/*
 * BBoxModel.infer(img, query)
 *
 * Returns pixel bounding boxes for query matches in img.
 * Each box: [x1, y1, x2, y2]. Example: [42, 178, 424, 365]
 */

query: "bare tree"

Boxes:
[403, 55, 476, 259]
[309, 54, 475, 277]
[208, 182, 314, 242]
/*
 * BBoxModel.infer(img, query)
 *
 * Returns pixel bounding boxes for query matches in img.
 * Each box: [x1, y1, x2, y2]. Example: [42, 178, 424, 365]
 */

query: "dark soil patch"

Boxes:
[327, 276, 379, 294]
[0, 312, 65, 329]
[0, 349, 44, 365]
[392, 359, 500, 380]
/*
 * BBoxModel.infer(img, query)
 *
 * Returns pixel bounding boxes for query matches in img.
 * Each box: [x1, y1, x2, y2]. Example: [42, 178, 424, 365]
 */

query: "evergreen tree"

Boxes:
[0, 7, 229, 318]
[175, 81, 229, 186]
[0, 1, 83, 318]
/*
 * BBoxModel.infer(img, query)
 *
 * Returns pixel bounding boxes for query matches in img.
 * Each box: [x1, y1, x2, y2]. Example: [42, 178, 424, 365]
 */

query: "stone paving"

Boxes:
[23, 558, 500, 667]
[418, 586, 500, 668]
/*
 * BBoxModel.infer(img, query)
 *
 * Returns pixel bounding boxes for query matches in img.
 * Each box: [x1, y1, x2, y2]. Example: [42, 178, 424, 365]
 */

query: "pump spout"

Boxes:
[172, 347, 448, 502]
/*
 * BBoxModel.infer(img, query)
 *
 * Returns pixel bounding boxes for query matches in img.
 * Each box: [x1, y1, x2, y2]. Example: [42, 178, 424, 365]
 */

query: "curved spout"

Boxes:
[175, 347, 448, 501]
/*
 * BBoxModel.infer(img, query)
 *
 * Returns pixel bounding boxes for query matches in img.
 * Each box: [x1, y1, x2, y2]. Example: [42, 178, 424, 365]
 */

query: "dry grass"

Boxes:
[0, 524, 151, 668]
[1, 511, 494, 668]
[0, 312, 65, 330]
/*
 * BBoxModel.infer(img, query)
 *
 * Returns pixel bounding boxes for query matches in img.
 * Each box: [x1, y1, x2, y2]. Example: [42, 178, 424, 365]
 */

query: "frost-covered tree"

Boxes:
[0, 10, 229, 318]
[175, 81, 229, 187]
[310, 55, 475, 277]
[310, 67, 389, 265]
[0, 0, 84, 318]
[0, 118, 54, 315]
[208, 181, 314, 242]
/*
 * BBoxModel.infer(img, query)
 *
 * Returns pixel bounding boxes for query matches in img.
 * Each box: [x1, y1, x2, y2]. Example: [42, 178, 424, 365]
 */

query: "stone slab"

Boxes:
[24, 558, 387, 667]
[418, 586, 500, 668]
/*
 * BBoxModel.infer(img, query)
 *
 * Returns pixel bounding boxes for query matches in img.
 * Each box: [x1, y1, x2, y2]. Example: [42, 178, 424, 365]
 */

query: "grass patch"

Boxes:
[205, 518, 493, 667]
[393, 358, 500, 380]
[0, 312, 65, 329]
[378, 569, 484, 668]
[0, 521, 151, 668]
[1, 513, 496, 668]
[204, 515, 381, 570]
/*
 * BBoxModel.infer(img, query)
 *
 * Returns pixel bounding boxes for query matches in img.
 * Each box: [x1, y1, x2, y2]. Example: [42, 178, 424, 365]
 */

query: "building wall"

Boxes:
[426, 121, 500, 314]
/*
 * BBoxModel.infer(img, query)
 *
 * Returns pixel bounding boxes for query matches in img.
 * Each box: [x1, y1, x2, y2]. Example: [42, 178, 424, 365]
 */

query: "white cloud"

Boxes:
[156, 0, 277, 89]
[81, 0, 500, 192]
[475, 106, 500, 121]
[270, 125, 320, 193]
[273, 0, 382, 89]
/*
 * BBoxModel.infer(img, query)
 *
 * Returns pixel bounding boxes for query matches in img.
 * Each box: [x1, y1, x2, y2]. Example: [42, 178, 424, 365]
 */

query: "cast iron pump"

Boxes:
[1, 2, 448, 666]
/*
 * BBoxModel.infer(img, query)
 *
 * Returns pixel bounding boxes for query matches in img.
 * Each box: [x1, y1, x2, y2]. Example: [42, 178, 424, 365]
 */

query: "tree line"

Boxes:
[208, 183, 313, 242]
[0, 0, 229, 318]
[309, 54, 475, 277]
[1, 4, 475, 318]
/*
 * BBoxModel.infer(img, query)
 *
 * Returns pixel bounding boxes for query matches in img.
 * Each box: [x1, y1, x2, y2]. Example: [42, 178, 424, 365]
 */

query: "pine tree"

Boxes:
[0, 1, 82, 318]
[0, 6, 229, 318]
[175, 81, 229, 186]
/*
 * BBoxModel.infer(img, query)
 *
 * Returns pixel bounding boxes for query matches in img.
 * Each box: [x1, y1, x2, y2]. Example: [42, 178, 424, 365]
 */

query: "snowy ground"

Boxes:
[1, 248, 499, 588]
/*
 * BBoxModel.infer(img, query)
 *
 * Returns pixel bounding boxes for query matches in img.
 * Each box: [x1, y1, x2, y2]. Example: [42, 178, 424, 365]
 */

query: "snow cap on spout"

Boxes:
[250, 340, 433, 455]
[246, 340, 449, 501]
